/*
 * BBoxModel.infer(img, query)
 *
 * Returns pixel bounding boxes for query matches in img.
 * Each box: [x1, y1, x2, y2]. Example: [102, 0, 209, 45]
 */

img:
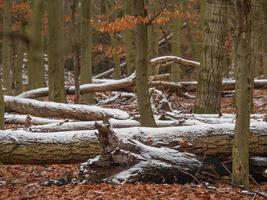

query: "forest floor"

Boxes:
[0, 89, 267, 199]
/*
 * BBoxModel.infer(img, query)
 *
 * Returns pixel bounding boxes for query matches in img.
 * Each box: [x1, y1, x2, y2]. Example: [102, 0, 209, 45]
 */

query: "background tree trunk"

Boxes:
[232, 0, 256, 188]
[194, 0, 228, 114]
[2, 0, 12, 94]
[262, 1, 267, 78]
[47, 0, 66, 102]
[0, 81, 4, 129]
[135, 0, 156, 127]
[28, 0, 44, 90]
[112, 33, 122, 79]
[80, 0, 94, 104]
[170, 2, 183, 81]
[123, 0, 136, 75]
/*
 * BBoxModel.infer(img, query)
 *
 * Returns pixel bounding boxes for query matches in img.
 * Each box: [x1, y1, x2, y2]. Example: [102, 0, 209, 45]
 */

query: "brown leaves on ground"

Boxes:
[0, 164, 267, 200]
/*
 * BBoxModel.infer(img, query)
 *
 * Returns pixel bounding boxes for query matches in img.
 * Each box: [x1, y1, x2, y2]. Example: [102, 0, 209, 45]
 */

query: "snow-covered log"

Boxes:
[4, 96, 130, 121]
[179, 79, 267, 92]
[28, 114, 265, 132]
[29, 119, 183, 132]
[4, 114, 68, 125]
[150, 56, 200, 68]
[79, 123, 267, 184]
[0, 122, 267, 164]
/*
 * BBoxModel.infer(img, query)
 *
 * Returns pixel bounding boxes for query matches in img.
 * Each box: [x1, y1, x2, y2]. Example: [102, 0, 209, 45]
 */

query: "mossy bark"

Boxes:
[0, 81, 4, 129]
[134, 0, 156, 127]
[194, 0, 228, 114]
[47, 0, 66, 102]
[111, 33, 122, 79]
[80, 0, 94, 104]
[2, 0, 12, 94]
[232, 0, 256, 188]
[28, 0, 45, 90]
[123, 0, 136, 75]
[262, 1, 267, 78]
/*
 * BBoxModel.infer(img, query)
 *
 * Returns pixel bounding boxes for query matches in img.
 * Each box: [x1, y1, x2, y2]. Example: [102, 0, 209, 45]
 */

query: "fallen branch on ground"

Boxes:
[4, 96, 130, 121]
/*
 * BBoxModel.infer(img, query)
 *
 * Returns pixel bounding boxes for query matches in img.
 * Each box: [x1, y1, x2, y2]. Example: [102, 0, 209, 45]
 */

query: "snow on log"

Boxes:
[150, 56, 200, 68]
[28, 114, 265, 132]
[4, 96, 130, 121]
[4, 114, 68, 125]
[80, 122, 201, 184]
[0, 122, 267, 164]
[29, 119, 183, 132]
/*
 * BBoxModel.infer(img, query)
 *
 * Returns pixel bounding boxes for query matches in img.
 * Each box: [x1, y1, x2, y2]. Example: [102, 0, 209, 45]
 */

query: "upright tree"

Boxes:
[262, 1, 267, 78]
[28, 0, 45, 90]
[0, 80, 4, 129]
[194, 0, 228, 114]
[170, 1, 183, 81]
[123, 0, 136, 75]
[232, 0, 256, 188]
[135, 0, 156, 127]
[2, 0, 12, 94]
[80, 0, 94, 104]
[47, 0, 66, 102]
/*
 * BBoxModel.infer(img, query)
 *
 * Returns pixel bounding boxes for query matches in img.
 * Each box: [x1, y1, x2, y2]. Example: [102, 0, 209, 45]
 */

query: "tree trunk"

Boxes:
[28, 0, 44, 90]
[147, 0, 160, 76]
[170, 2, 184, 81]
[4, 96, 130, 121]
[112, 33, 122, 79]
[194, 0, 228, 114]
[80, 0, 94, 104]
[47, 0, 66, 102]
[0, 82, 4, 129]
[1, 122, 267, 164]
[2, 0, 12, 94]
[231, 0, 257, 188]
[123, 0, 136, 75]
[262, 1, 267, 78]
[135, 0, 156, 127]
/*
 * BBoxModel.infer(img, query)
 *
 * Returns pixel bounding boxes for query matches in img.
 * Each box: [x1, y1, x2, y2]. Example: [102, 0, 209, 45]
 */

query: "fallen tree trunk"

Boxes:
[79, 123, 267, 184]
[4, 96, 130, 121]
[28, 114, 265, 132]
[4, 114, 69, 125]
[0, 122, 267, 164]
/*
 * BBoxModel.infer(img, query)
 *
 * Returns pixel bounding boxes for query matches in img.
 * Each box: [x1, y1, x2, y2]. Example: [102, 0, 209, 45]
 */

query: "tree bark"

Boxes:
[262, 1, 267, 78]
[0, 82, 4, 129]
[80, 0, 94, 104]
[232, 0, 256, 187]
[4, 96, 130, 121]
[0, 122, 267, 164]
[2, 0, 12, 94]
[134, 0, 156, 127]
[28, 0, 45, 90]
[123, 0, 136, 75]
[47, 0, 66, 102]
[194, 0, 228, 114]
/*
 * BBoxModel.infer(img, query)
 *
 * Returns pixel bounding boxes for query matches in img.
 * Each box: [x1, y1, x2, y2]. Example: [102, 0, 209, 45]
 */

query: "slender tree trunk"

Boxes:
[232, 0, 256, 188]
[28, 0, 44, 90]
[194, 0, 228, 114]
[0, 81, 4, 129]
[47, 0, 66, 102]
[147, 0, 160, 76]
[262, 1, 267, 78]
[111, 33, 122, 79]
[2, 0, 12, 94]
[135, 0, 156, 127]
[12, 38, 23, 95]
[123, 0, 136, 75]
[170, 2, 183, 81]
[80, 0, 94, 104]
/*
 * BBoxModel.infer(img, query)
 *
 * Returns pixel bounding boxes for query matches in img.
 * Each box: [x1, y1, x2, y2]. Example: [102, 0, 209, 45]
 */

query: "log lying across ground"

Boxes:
[4, 96, 130, 121]
[4, 114, 69, 125]
[0, 122, 267, 164]
[29, 114, 265, 132]
[80, 123, 267, 183]
[17, 77, 267, 99]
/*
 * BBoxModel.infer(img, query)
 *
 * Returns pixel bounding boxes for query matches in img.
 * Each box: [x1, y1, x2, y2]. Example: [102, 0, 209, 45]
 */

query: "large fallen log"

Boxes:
[17, 78, 267, 99]
[4, 114, 69, 125]
[29, 114, 265, 132]
[79, 123, 267, 184]
[4, 96, 130, 121]
[0, 122, 267, 164]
